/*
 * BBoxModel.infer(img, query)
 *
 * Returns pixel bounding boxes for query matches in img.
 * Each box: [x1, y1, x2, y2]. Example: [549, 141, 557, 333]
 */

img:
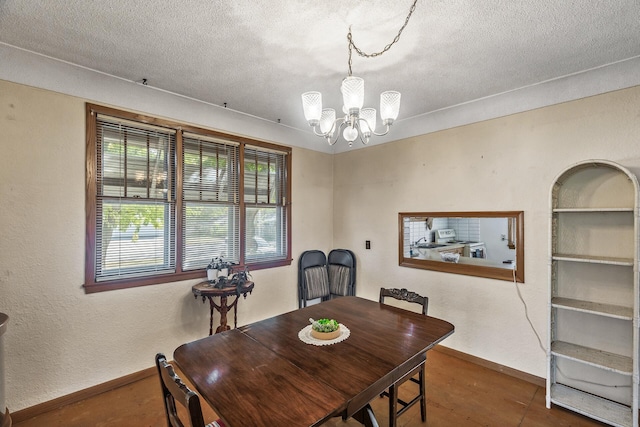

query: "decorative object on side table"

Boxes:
[228, 264, 252, 296]
[206, 256, 253, 295]
[206, 255, 235, 289]
[195, 257, 255, 335]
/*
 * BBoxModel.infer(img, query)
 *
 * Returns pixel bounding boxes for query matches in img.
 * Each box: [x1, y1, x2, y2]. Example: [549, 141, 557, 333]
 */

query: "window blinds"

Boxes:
[244, 146, 288, 263]
[95, 116, 176, 281]
[182, 134, 240, 269]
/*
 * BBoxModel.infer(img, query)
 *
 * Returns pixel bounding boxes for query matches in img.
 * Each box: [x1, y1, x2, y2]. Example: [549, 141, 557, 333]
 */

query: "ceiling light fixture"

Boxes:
[301, 0, 418, 147]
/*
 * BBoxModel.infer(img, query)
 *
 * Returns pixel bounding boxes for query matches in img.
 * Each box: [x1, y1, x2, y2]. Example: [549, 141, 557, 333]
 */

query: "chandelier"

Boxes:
[301, 0, 418, 147]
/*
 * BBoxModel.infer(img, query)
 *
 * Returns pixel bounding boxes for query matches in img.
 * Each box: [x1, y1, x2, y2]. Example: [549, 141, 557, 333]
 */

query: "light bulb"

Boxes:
[343, 126, 358, 142]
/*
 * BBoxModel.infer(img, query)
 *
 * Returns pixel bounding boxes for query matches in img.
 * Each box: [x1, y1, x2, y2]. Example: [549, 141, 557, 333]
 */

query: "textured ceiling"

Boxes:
[1, 0, 639, 138]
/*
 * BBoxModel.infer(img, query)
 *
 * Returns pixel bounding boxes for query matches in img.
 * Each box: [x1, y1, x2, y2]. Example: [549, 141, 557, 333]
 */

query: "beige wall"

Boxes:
[2, 77, 640, 412]
[0, 80, 334, 411]
[333, 85, 640, 377]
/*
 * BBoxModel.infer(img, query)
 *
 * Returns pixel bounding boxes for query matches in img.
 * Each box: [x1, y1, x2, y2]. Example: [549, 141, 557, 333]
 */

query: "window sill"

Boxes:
[83, 258, 292, 294]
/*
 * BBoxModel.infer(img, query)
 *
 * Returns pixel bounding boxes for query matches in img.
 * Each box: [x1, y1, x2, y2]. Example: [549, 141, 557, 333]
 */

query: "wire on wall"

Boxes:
[513, 270, 630, 388]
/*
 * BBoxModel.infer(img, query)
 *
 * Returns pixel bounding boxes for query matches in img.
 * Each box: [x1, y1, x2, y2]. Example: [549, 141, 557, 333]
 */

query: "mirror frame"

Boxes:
[398, 211, 524, 283]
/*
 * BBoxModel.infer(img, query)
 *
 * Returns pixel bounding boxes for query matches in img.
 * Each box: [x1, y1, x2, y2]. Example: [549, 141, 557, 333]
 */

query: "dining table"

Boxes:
[173, 296, 455, 427]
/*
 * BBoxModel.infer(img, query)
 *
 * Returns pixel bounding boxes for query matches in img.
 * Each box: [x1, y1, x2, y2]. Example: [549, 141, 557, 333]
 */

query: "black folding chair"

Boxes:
[327, 249, 356, 298]
[298, 250, 330, 308]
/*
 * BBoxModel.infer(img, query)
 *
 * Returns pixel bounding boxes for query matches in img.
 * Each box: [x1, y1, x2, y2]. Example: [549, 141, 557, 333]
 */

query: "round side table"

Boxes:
[192, 281, 254, 335]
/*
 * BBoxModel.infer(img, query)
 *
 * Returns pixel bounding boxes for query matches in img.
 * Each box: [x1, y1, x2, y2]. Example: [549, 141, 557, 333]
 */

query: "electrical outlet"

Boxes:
[365, 240, 371, 249]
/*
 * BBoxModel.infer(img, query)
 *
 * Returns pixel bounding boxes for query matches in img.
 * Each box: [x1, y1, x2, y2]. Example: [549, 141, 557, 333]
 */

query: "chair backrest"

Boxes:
[327, 249, 356, 297]
[379, 287, 428, 315]
[298, 250, 329, 307]
[156, 353, 207, 427]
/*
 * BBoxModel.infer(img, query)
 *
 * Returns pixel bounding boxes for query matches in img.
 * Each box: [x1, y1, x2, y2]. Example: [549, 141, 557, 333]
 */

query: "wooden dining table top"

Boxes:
[173, 296, 455, 427]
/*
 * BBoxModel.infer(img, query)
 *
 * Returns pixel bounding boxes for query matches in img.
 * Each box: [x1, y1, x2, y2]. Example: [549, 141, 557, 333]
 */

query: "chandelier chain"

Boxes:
[347, 0, 418, 76]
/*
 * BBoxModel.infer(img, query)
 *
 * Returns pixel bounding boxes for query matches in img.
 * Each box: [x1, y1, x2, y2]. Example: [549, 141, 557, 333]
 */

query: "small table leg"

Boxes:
[194, 282, 254, 335]
[215, 295, 231, 334]
[208, 297, 215, 336]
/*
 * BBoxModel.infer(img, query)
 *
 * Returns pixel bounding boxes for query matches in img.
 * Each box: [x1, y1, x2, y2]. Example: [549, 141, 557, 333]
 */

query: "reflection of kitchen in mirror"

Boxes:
[405, 216, 516, 270]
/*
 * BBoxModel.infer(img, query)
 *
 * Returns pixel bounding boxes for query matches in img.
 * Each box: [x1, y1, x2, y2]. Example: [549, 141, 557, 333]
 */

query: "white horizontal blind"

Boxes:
[244, 145, 288, 263]
[182, 134, 240, 269]
[95, 116, 176, 281]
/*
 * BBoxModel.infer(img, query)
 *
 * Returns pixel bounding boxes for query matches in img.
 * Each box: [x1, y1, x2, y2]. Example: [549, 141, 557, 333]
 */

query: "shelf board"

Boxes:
[551, 341, 633, 375]
[553, 207, 634, 212]
[552, 253, 634, 266]
[551, 297, 633, 320]
[550, 384, 632, 427]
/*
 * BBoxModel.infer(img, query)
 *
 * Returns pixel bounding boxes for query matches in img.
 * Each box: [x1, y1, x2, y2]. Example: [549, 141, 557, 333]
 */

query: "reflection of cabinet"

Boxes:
[439, 245, 464, 255]
[547, 160, 639, 427]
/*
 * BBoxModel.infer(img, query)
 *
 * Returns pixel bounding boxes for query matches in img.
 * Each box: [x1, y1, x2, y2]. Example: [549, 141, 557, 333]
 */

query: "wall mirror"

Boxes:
[399, 211, 524, 282]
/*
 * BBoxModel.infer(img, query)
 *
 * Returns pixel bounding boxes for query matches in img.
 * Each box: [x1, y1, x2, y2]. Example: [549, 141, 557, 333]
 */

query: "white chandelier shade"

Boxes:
[380, 91, 401, 124]
[301, 91, 322, 127]
[301, 77, 401, 146]
[341, 76, 364, 113]
[319, 108, 336, 135]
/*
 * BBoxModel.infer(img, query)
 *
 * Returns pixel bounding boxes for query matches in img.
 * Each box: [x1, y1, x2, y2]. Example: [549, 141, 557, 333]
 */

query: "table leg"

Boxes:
[352, 404, 380, 427]
[227, 295, 241, 329]
[215, 295, 231, 334]
[207, 297, 215, 336]
[388, 384, 398, 427]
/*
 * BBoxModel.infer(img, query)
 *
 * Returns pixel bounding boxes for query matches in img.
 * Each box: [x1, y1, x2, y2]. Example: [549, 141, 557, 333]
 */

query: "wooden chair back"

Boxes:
[379, 287, 428, 315]
[156, 353, 207, 427]
[379, 288, 429, 426]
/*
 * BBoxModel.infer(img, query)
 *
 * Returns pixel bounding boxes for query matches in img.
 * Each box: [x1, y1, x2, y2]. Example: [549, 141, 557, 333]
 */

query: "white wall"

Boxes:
[481, 217, 515, 262]
[332, 85, 640, 378]
[0, 80, 334, 411]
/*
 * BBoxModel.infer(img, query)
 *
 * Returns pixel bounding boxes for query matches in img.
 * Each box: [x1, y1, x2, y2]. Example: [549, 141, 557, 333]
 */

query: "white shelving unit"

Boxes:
[547, 160, 639, 427]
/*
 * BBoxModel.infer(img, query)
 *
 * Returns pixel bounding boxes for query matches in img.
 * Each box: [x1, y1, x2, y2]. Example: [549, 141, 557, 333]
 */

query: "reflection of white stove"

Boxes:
[434, 229, 486, 258]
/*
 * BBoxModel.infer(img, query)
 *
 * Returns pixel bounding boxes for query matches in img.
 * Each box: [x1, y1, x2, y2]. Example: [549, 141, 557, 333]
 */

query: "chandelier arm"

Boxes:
[328, 121, 348, 146]
[312, 127, 327, 137]
[370, 124, 391, 137]
[356, 117, 391, 137]
[311, 116, 346, 138]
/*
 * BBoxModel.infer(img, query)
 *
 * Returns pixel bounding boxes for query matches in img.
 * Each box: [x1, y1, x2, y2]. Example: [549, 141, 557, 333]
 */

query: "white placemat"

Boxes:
[298, 324, 350, 346]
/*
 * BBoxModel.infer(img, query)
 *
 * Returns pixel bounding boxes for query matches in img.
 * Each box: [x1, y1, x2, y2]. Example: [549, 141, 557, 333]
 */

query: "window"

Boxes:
[93, 116, 177, 282]
[182, 133, 239, 270]
[244, 146, 288, 264]
[85, 104, 291, 293]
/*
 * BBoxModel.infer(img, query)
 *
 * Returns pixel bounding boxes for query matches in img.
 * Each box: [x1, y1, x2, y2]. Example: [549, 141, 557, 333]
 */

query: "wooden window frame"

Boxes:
[85, 104, 292, 293]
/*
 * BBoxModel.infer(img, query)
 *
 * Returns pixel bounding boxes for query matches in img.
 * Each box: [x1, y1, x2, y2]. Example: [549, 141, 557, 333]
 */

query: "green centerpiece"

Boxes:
[309, 318, 340, 340]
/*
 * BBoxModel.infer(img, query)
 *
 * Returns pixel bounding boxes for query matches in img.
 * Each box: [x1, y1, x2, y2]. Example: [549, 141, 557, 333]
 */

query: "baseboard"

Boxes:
[10, 366, 157, 424]
[12, 346, 545, 423]
[433, 345, 546, 388]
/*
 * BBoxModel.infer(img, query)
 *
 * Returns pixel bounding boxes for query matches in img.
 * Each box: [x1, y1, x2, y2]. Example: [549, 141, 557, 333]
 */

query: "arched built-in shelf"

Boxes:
[547, 160, 639, 427]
